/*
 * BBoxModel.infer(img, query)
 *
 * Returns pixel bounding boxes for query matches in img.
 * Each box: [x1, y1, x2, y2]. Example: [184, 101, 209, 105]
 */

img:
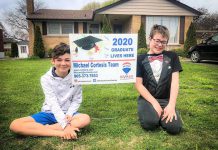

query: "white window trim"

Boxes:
[20, 45, 27, 53]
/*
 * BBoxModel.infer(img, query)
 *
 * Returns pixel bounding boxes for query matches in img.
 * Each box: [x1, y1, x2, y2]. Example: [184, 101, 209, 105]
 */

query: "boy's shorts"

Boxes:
[31, 112, 79, 125]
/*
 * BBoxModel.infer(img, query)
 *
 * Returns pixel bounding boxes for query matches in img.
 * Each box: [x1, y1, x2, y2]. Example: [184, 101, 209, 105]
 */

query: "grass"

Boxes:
[0, 59, 217, 150]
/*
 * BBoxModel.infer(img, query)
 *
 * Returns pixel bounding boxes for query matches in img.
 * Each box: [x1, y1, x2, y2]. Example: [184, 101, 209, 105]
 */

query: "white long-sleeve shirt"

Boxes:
[40, 67, 82, 129]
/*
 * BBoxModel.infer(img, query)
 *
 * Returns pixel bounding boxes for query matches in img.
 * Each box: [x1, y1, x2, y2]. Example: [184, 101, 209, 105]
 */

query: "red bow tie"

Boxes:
[148, 55, 163, 62]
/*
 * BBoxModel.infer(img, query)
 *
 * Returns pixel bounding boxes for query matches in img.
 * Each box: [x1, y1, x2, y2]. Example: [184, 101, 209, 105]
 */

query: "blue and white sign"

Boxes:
[69, 34, 138, 84]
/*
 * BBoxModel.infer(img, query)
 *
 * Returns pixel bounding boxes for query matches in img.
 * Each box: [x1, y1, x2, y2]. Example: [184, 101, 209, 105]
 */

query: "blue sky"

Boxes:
[0, 0, 218, 22]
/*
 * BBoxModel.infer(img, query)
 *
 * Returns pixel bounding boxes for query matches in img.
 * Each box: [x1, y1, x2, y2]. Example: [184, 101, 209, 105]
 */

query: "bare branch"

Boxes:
[4, 0, 47, 40]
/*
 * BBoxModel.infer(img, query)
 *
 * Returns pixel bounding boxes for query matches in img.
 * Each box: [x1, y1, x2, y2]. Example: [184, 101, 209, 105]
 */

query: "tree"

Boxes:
[184, 22, 197, 52]
[82, 0, 118, 10]
[4, 0, 46, 40]
[138, 23, 147, 49]
[101, 0, 118, 7]
[33, 26, 45, 58]
[101, 15, 112, 33]
[11, 43, 18, 57]
[82, 2, 101, 10]
[194, 8, 218, 30]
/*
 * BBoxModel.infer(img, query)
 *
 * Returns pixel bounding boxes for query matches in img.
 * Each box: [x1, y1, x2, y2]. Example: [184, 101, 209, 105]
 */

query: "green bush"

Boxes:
[33, 26, 45, 58]
[184, 22, 197, 52]
[138, 23, 147, 49]
[5, 51, 11, 57]
[101, 15, 112, 33]
[11, 43, 18, 57]
[172, 48, 186, 57]
[47, 48, 53, 58]
[137, 48, 149, 54]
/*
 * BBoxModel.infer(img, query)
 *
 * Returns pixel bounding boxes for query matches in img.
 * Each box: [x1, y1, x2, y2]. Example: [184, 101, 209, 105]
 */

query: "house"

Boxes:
[17, 40, 29, 58]
[26, 0, 201, 56]
[0, 22, 18, 57]
[3, 38, 17, 54]
[0, 22, 4, 58]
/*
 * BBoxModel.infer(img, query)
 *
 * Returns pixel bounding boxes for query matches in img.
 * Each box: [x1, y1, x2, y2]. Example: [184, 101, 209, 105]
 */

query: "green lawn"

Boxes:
[0, 59, 217, 150]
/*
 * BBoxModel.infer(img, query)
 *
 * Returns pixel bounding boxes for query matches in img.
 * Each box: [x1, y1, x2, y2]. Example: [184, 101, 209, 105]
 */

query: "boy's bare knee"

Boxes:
[83, 114, 91, 125]
[74, 114, 91, 127]
[9, 117, 32, 133]
[10, 119, 21, 133]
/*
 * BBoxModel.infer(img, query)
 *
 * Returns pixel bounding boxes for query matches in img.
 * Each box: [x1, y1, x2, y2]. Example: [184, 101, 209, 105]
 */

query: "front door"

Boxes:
[113, 24, 122, 33]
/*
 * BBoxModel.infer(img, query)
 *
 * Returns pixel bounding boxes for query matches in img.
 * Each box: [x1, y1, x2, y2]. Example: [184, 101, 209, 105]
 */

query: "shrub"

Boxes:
[33, 26, 45, 58]
[47, 48, 53, 58]
[5, 51, 11, 57]
[11, 43, 18, 57]
[172, 48, 186, 57]
[184, 22, 197, 52]
[101, 15, 112, 33]
[138, 23, 147, 49]
[137, 48, 149, 54]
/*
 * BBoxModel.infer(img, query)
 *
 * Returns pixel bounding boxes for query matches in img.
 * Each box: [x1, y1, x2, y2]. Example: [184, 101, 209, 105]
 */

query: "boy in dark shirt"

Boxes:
[135, 25, 182, 134]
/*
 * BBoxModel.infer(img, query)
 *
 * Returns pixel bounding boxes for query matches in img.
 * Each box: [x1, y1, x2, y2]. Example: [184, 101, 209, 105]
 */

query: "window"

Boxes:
[89, 24, 100, 33]
[21, 46, 27, 53]
[48, 23, 60, 34]
[146, 16, 179, 44]
[212, 35, 218, 42]
[208, 35, 218, 45]
[47, 23, 74, 35]
[62, 23, 73, 34]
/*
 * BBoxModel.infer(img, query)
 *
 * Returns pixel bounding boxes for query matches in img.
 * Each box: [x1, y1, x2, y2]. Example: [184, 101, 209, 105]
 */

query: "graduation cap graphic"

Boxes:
[73, 36, 102, 52]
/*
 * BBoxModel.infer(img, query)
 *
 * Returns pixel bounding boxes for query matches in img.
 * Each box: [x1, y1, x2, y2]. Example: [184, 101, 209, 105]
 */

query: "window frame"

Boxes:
[88, 23, 100, 34]
[145, 16, 180, 45]
[47, 22, 74, 35]
[20, 46, 27, 53]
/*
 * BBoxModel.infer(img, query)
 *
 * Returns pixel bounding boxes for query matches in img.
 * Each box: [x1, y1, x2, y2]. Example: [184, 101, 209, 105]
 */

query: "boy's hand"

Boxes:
[65, 115, 73, 123]
[153, 102, 163, 118]
[62, 125, 79, 140]
[162, 104, 177, 123]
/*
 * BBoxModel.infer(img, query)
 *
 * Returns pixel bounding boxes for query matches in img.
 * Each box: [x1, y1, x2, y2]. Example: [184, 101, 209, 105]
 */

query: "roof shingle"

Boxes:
[27, 9, 94, 20]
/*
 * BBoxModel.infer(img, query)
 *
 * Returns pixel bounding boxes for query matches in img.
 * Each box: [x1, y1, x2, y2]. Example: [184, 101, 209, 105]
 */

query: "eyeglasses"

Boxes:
[152, 39, 168, 46]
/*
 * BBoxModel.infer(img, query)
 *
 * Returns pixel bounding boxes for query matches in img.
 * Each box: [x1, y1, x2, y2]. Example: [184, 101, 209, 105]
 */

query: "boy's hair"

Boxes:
[149, 24, 170, 41]
[52, 43, 70, 59]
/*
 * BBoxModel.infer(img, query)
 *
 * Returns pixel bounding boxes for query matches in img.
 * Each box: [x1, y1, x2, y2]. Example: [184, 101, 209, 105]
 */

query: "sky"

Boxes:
[0, 0, 218, 23]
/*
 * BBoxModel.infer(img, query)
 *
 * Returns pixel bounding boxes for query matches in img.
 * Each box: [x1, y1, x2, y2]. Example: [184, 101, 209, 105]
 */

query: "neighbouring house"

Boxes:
[26, 0, 201, 56]
[17, 40, 29, 58]
[3, 38, 17, 55]
[0, 22, 4, 58]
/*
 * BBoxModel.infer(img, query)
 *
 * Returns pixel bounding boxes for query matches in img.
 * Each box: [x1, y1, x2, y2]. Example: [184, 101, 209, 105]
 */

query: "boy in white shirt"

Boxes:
[10, 43, 90, 140]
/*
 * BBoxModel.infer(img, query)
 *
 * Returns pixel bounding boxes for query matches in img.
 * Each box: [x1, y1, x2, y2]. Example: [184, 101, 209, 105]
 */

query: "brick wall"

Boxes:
[26, 0, 34, 56]
[184, 16, 193, 41]
[28, 21, 34, 56]
[29, 23, 83, 56]
[131, 16, 141, 33]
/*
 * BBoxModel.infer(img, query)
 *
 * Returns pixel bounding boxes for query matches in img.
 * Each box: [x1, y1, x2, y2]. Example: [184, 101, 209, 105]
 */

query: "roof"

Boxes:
[27, 9, 94, 20]
[27, 0, 201, 21]
[95, 0, 202, 16]
[3, 38, 17, 43]
[17, 40, 29, 45]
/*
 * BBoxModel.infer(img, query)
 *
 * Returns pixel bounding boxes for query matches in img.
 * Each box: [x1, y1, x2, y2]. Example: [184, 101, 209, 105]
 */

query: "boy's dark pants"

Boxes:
[137, 97, 182, 135]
